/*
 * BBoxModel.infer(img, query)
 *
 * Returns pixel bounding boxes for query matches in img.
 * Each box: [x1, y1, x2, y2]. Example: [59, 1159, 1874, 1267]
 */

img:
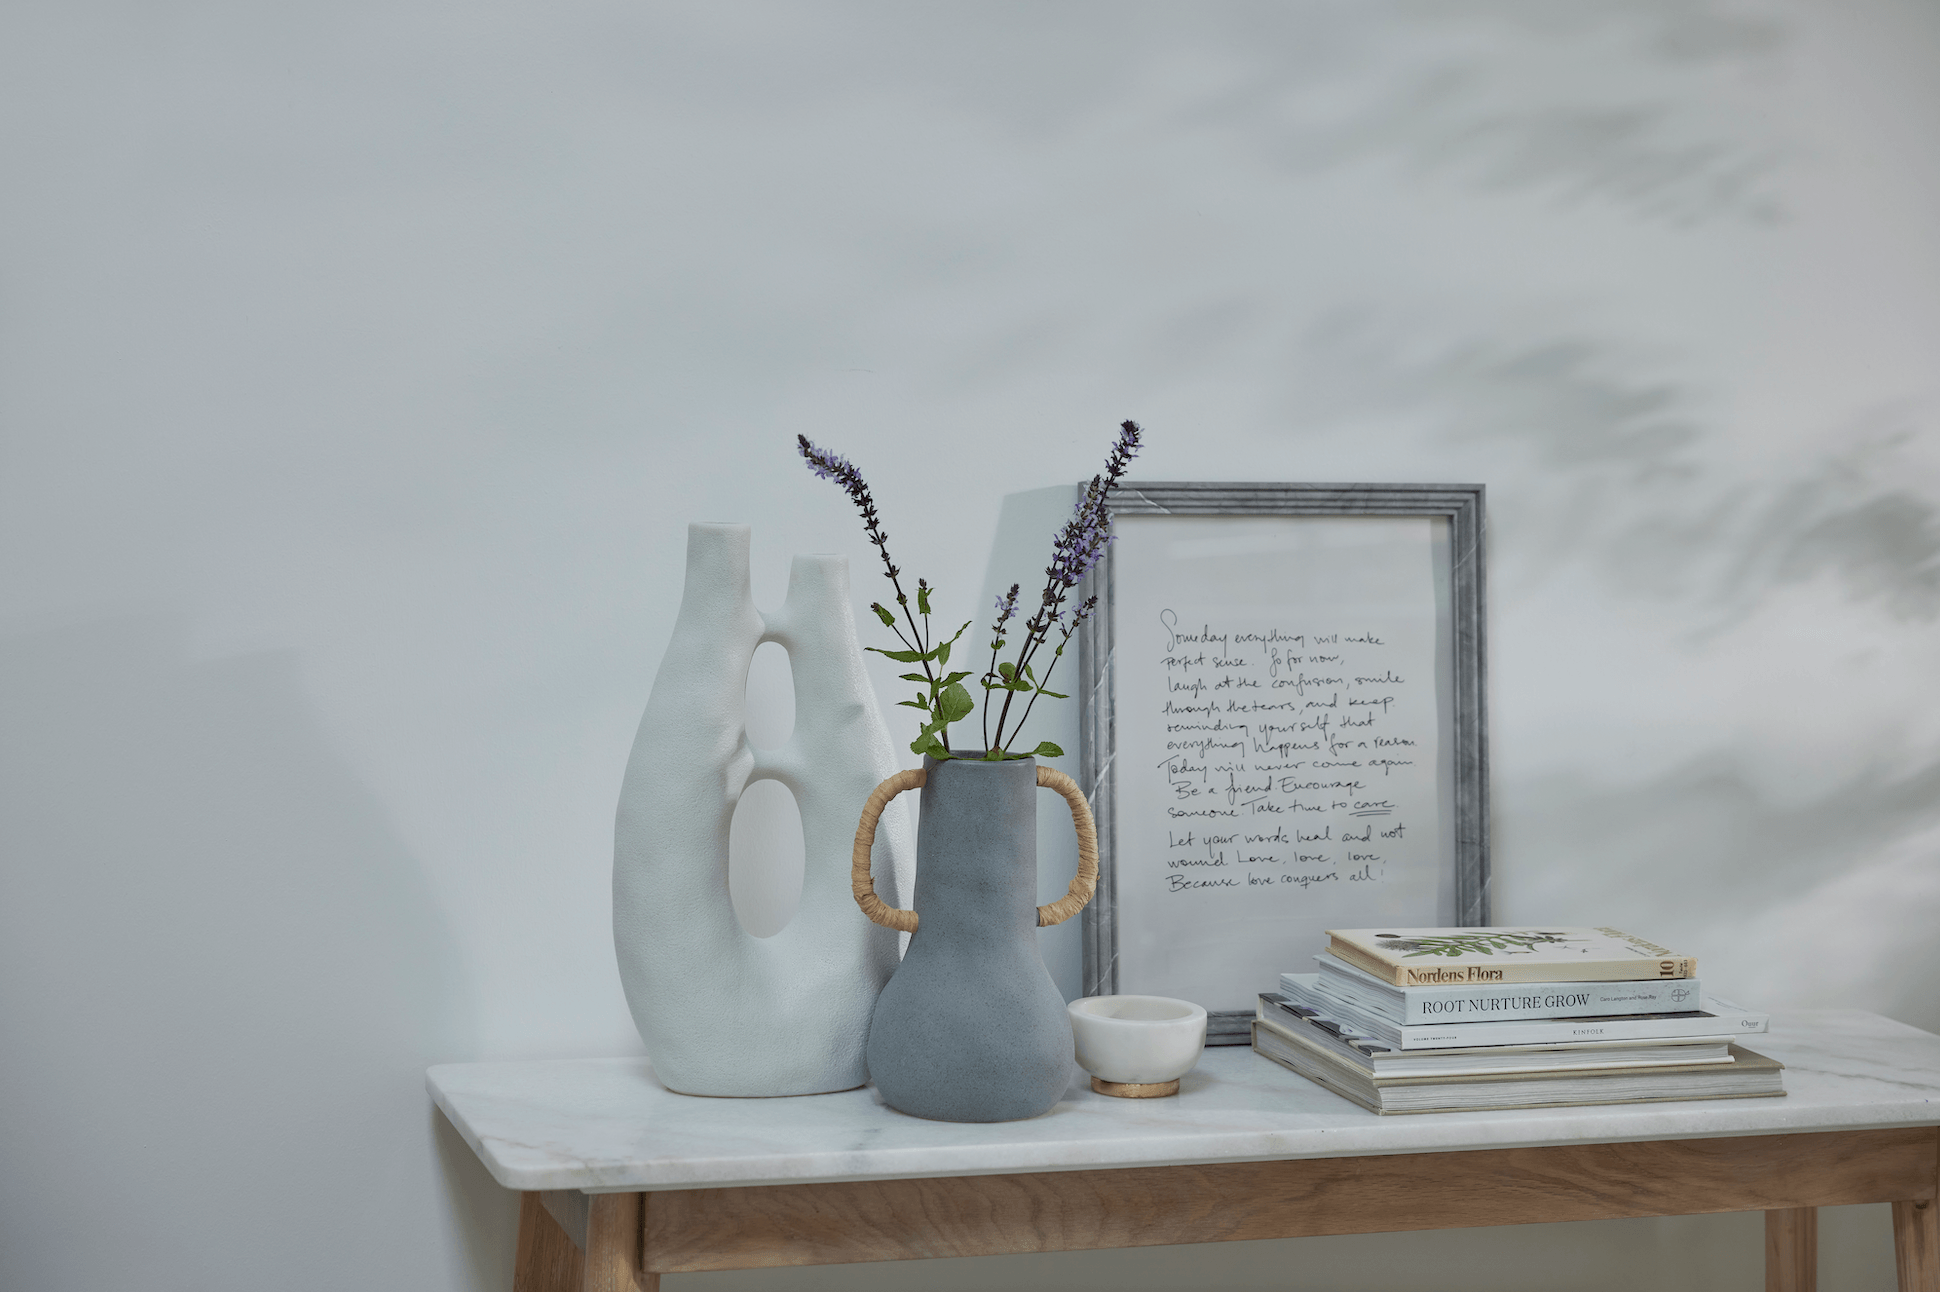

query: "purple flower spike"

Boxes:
[799, 421, 1144, 761]
[1042, 419, 1140, 600]
[799, 434, 903, 586]
[991, 583, 1020, 631]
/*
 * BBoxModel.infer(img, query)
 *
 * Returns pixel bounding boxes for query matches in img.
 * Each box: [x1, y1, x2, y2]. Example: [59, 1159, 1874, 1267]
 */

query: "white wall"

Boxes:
[4, 2, 1937, 1289]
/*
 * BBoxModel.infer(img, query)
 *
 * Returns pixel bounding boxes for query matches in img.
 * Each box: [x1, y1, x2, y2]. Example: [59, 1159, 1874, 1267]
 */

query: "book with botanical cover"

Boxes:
[1303, 954, 1705, 1025]
[1255, 995, 1733, 1078]
[1326, 927, 1697, 987]
[1275, 975, 1767, 1051]
[1251, 1014, 1784, 1115]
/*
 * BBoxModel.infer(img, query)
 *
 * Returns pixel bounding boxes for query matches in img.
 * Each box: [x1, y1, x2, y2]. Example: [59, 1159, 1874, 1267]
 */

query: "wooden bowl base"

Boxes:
[1091, 1076, 1181, 1098]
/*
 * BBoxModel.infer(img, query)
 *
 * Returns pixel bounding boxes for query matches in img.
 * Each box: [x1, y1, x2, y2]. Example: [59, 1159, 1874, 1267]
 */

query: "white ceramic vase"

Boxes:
[614, 522, 914, 1096]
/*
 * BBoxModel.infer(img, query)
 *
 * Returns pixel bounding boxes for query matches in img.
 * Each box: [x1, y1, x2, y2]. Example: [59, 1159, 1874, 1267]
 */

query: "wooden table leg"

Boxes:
[515, 1193, 584, 1292]
[1896, 1198, 1938, 1292]
[512, 1192, 654, 1292]
[1765, 1208, 1816, 1292]
[585, 1193, 655, 1292]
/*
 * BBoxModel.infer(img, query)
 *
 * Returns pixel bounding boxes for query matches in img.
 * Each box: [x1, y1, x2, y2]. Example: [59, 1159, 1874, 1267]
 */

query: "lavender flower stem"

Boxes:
[803, 421, 1138, 760]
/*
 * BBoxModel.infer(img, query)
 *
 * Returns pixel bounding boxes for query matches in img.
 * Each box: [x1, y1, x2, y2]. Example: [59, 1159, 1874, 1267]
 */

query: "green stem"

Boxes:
[927, 610, 951, 753]
[1006, 624, 1077, 749]
[892, 588, 947, 751]
[982, 632, 1005, 754]
[990, 672, 1020, 754]
[995, 607, 1060, 751]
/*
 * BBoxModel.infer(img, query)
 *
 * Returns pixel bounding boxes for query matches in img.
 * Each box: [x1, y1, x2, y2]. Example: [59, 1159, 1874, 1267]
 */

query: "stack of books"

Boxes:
[1253, 927, 1785, 1115]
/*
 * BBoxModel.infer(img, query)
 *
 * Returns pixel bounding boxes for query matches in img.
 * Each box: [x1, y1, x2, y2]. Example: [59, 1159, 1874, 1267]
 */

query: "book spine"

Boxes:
[1251, 1023, 1385, 1115]
[1326, 939, 1400, 984]
[1384, 1010, 1765, 1050]
[1302, 973, 1707, 1025]
[1327, 937, 1698, 987]
[1273, 981, 1767, 1050]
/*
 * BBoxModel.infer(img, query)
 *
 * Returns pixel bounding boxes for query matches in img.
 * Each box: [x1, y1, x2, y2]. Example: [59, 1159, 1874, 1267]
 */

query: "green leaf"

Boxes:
[1004, 679, 1034, 692]
[1021, 661, 1036, 681]
[895, 700, 929, 710]
[916, 584, 931, 615]
[937, 682, 975, 723]
[1034, 688, 1068, 700]
[911, 733, 950, 759]
[998, 661, 1017, 680]
[936, 641, 950, 668]
[866, 647, 929, 663]
[898, 672, 929, 683]
[1031, 741, 1065, 758]
[940, 671, 972, 686]
[871, 603, 896, 627]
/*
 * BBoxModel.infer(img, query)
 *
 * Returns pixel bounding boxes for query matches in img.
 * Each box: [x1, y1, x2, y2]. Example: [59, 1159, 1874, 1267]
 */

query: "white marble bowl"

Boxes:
[1068, 995, 1208, 1096]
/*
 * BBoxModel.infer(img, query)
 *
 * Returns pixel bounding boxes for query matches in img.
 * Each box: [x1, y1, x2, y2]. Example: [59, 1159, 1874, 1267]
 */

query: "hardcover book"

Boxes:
[1251, 1015, 1784, 1115]
[1275, 976, 1767, 1051]
[1327, 926, 1697, 987]
[1255, 995, 1733, 1078]
[1303, 954, 1705, 1025]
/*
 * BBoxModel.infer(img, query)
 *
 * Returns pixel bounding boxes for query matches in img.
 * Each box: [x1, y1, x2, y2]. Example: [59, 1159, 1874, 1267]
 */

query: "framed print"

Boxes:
[1077, 483, 1488, 1044]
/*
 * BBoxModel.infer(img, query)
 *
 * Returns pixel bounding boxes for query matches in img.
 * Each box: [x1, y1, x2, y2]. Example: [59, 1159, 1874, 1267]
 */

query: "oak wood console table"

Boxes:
[428, 1009, 1940, 1292]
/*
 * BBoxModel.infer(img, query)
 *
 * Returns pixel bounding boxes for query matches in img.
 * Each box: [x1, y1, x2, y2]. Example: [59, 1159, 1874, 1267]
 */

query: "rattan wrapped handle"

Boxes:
[851, 766, 1100, 933]
[850, 768, 927, 934]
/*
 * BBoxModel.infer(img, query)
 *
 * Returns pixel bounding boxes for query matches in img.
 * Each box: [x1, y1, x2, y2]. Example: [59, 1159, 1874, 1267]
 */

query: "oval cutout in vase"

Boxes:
[726, 778, 805, 939]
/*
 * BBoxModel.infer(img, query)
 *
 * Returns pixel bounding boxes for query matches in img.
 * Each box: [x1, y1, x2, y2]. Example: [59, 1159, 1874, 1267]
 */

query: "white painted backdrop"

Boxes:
[3, 2, 1937, 1288]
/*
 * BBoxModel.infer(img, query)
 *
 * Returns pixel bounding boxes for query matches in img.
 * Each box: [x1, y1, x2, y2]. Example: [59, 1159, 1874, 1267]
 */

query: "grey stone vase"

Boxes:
[865, 755, 1076, 1122]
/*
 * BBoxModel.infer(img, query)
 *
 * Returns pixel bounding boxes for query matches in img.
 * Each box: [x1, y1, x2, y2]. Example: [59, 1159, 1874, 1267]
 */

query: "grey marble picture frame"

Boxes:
[1076, 482, 1489, 1045]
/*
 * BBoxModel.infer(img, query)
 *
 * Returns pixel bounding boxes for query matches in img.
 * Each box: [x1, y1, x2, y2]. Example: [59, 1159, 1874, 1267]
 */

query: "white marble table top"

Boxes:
[427, 1009, 1940, 1193]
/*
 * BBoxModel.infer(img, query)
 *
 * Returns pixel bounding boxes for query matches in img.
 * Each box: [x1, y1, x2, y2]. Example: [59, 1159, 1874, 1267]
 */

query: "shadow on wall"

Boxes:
[0, 619, 506, 1292]
[1504, 754, 1940, 1034]
[773, 1, 1789, 226]
[1279, 320, 1940, 1034]
[1298, 0, 1790, 226]
[1289, 321, 1940, 625]
[1117, 0, 1790, 226]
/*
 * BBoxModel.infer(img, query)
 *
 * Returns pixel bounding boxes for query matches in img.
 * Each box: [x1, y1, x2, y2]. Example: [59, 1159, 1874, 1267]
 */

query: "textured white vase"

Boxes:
[614, 522, 914, 1096]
